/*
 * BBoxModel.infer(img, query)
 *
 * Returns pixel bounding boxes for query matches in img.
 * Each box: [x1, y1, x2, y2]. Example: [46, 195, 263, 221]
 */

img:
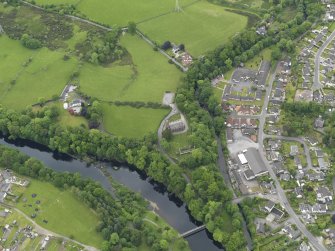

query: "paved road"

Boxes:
[313, 29, 335, 90]
[258, 65, 327, 251]
[264, 134, 313, 170]
[157, 104, 179, 164]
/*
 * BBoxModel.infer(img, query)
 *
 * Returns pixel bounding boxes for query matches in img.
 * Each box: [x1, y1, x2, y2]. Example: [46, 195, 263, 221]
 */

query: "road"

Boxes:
[264, 134, 313, 170]
[313, 28, 335, 90]
[258, 65, 327, 251]
[157, 104, 179, 164]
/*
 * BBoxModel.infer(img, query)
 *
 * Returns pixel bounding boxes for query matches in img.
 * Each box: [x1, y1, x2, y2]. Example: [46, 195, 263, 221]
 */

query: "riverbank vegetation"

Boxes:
[0, 145, 189, 250]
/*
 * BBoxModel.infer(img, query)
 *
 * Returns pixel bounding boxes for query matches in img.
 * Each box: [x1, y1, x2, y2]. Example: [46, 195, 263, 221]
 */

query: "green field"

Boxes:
[0, 36, 76, 109]
[80, 35, 182, 102]
[102, 104, 169, 138]
[16, 179, 103, 248]
[34, 0, 248, 56]
[139, 1, 248, 56]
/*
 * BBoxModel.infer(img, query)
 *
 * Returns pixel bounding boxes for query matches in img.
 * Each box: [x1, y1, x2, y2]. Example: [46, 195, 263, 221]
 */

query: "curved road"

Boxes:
[258, 65, 327, 251]
[313, 29, 335, 90]
[263, 134, 313, 170]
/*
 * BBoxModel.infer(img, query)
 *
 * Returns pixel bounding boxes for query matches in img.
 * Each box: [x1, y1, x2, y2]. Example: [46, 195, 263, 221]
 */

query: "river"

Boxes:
[0, 137, 223, 251]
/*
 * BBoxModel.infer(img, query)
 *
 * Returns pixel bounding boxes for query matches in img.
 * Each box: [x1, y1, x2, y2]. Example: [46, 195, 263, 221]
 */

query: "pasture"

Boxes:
[0, 36, 77, 109]
[138, 1, 248, 56]
[79, 34, 182, 102]
[32, 0, 249, 56]
[16, 179, 103, 248]
[102, 104, 169, 138]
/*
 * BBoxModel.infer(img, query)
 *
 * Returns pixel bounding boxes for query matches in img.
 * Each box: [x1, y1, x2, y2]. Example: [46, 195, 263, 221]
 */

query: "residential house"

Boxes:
[311, 203, 328, 214]
[295, 187, 304, 198]
[290, 145, 299, 156]
[280, 172, 291, 181]
[316, 186, 333, 203]
[306, 172, 325, 181]
[168, 120, 186, 133]
[282, 225, 300, 239]
[318, 158, 329, 170]
[314, 116, 325, 128]
[273, 161, 285, 175]
[294, 156, 303, 169]
[299, 204, 312, 214]
[264, 201, 275, 212]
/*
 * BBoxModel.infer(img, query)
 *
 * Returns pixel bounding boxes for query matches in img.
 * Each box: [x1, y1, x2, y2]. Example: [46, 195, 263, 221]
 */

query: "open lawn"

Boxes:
[0, 36, 77, 109]
[80, 35, 182, 102]
[102, 104, 169, 138]
[34, 0, 248, 56]
[16, 180, 103, 248]
[139, 1, 248, 56]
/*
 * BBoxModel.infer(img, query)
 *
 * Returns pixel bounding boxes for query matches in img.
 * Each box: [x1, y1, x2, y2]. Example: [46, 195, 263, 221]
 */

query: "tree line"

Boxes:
[0, 145, 189, 250]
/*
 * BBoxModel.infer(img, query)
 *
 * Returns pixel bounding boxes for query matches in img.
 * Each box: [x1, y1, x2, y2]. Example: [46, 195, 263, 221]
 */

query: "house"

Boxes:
[311, 203, 328, 213]
[271, 207, 284, 220]
[267, 115, 277, 124]
[295, 187, 304, 198]
[256, 26, 267, 36]
[299, 242, 311, 251]
[318, 158, 329, 170]
[299, 204, 312, 214]
[290, 145, 299, 156]
[282, 225, 300, 239]
[273, 161, 284, 175]
[295, 171, 305, 180]
[268, 139, 281, 150]
[316, 187, 333, 203]
[255, 90, 262, 101]
[306, 172, 325, 181]
[256, 222, 265, 234]
[315, 149, 324, 158]
[314, 116, 325, 128]
[280, 172, 291, 181]
[264, 201, 275, 212]
[168, 120, 185, 133]
[294, 156, 302, 169]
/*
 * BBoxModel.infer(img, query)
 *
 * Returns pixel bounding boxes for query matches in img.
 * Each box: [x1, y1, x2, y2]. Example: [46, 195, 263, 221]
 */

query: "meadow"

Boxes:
[33, 0, 249, 56]
[138, 1, 248, 56]
[0, 36, 77, 109]
[79, 34, 182, 103]
[102, 104, 169, 138]
[16, 179, 103, 248]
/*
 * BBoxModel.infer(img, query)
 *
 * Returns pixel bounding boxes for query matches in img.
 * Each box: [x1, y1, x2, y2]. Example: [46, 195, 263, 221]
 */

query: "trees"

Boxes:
[128, 22, 137, 35]
[21, 34, 42, 49]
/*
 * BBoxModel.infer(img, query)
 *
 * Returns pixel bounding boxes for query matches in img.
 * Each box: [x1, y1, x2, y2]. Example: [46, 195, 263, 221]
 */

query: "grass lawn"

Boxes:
[244, 47, 272, 70]
[79, 35, 182, 103]
[0, 36, 77, 109]
[138, 1, 248, 56]
[34, 0, 247, 56]
[51, 102, 88, 128]
[102, 104, 169, 138]
[16, 180, 103, 248]
[35, 0, 194, 26]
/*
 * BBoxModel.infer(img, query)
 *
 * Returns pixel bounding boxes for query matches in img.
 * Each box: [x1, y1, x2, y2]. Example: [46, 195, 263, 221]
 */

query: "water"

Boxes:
[0, 137, 223, 251]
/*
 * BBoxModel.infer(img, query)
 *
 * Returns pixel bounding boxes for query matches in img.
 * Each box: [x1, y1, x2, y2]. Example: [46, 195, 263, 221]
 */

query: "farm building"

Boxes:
[168, 120, 185, 133]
